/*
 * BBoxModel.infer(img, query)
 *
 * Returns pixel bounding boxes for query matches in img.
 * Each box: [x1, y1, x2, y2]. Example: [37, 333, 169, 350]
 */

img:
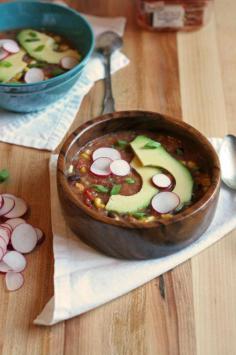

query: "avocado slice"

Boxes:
[0, 50, 27, 82]
[130, 135, 193, 203]
[17, 29, 80, 64]
[106, 157, 161, 214]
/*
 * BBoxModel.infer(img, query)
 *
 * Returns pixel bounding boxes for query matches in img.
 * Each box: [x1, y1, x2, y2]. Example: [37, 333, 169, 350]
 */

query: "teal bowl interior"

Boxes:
[0, 1, 94, 112]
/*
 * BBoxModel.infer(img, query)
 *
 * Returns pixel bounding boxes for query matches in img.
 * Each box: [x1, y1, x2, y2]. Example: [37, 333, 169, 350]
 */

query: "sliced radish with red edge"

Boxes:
[152, 173, 172, 189]
[60, 56, 79, 69]
[11, 223, 37, 253]
[92, 147, 121, 161]
[110, 159, 131, 177]
[4, 197, 27, 218]
[0, 261, 12, 273]
[2, 40, 20, 54]
[0, 197, 15, 216]
[0, 195, 3, 209]
[0, 238, 7, 254]
[0, 223, 12, 232]
[0, 48, 8, 60]
[6, 218, 26, 230]
[0, 229, 10, 244]
[0, 247, 4, 261]
[90, 157, 111, 177]
[24, 68, 44, 83]
[3, 251, 26, 272]
[5, 271, 24, 291]
[151, 191, 180, 214]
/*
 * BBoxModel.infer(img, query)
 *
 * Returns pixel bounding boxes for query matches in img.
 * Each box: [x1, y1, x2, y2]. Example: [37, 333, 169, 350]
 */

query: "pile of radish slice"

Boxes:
[90, 147, 131, 177]
[0, 194, 44, 292]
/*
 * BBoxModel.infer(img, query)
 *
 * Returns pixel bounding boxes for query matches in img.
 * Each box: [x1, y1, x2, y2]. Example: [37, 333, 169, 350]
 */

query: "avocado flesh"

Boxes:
[0, 50, 27, 82]
[130, 135, 193, 204]
[17, 29, 80, 64]
[106, 157, 160, 214]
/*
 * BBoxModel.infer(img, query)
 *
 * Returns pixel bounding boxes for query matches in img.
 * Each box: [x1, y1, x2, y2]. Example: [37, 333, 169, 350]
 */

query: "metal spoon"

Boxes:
[96, 31, 123, 114]
[219, 134, 236, 189]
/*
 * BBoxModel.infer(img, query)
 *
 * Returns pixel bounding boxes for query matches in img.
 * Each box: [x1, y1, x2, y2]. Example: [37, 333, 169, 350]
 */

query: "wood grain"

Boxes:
[0, 0, 235, 354]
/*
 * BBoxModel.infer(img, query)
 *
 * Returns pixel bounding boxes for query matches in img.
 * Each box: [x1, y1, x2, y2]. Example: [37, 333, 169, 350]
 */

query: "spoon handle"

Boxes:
[102, 54, 115, 114]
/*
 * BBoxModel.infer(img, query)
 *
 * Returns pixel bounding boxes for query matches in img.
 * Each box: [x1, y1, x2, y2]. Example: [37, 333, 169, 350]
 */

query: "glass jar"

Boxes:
[136, 0, 214, 31]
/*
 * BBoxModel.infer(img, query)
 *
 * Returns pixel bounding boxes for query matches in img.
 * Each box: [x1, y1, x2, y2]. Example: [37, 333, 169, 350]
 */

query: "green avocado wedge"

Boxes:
[105, 157, 161, 214]
[0, 50, 27, 82]
[17, 29, 80, 64]
[130, 135, 193, 204]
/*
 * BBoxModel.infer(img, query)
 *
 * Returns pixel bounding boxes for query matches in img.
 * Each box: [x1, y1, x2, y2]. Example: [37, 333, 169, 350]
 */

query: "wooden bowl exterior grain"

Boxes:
[57, 111, 221, 259]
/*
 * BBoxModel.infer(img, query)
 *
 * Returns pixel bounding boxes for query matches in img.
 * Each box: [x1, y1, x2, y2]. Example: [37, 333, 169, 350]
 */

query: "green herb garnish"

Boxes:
[92, 185, 109, 193]
[176, 148, 184, 156]
[0, 61, 12, 68]
[34, 45, 45, 52]
[29, 31, 37, 38]
[25, 38, 40, 43]
[131, 212, 147, 219]
[51, 68, 65, 77]
[143, 139, 161, 149]
[116, 140, 128, 149]
[125, 177, 136, 184]
[0, 169, 9, 183]
[28, 62, 46, 69]
[110, 184, 122, 195]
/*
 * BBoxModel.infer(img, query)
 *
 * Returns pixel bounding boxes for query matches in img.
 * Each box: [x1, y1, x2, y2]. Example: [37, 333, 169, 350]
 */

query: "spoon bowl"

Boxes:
[219, 135, 236, 189]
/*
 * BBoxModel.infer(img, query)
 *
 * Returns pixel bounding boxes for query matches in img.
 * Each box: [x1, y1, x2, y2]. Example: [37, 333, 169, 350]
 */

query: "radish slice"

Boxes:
[3, 251, 26, 272]
[6, 218, 26, 230]
[0, 223, 13, 232]
[4, 197, 27, 218]
[60, 56, 79, 69]
[92, 147, 121, 161]
[0, 195, 3, 209]
[24, 68, 44, 83]
[11, 224, 37, 254]
[0, 247, 4, 261]
[0, 261, 12, 273]
[110, 159, 131, 177]
[0, 238, 7, 253]
[35, 228, 44, 244]
[0, 197, 15, 216]
[0, 229, 10, 245]
[0, 48, 8, 60]
[151, 192, 180, 214]
[2, 40, 20, 54]
[90, 157, 111, 177]
[5, 271, 24, 291]
[152, 173, 172, 189]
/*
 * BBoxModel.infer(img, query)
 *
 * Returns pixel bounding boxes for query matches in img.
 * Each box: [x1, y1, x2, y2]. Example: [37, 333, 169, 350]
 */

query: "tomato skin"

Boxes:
[84, 197, 93, 208]
[84, 188, 95, 201]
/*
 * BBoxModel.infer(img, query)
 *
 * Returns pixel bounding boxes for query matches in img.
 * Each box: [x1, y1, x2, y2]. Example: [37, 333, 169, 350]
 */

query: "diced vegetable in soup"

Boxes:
[67, 132, 212, 223]
[0, 29, 81, 83]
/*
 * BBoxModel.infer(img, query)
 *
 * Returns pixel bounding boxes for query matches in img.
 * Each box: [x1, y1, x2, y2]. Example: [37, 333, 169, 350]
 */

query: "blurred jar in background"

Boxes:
[136, 0, 214, 31]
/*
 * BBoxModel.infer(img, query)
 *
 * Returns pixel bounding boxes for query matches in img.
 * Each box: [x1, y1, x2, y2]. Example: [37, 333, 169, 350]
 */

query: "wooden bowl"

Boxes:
[57, 111, 221, 260]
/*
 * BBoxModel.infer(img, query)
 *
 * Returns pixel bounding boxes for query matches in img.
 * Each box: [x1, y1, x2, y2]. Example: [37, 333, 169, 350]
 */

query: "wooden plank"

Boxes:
[178, 6, 236, 354]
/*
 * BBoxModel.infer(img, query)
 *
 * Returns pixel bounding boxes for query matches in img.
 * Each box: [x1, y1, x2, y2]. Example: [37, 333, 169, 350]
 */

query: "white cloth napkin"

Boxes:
[34, 138, 236, 326]
[0, 15, 129, 151]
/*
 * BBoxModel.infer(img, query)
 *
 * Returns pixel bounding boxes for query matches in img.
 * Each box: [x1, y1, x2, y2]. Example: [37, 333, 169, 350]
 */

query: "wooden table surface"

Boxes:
[0, 0, 236, 354]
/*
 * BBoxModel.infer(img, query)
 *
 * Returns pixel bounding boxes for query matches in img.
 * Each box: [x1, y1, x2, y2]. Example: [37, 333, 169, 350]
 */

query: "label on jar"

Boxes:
[152, 5, 185, 28]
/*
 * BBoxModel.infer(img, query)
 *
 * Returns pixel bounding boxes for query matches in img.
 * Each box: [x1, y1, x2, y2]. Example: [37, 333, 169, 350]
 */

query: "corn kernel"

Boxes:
[143, 216, 156, 223]
[80, 153, 90, 160]
[68, 165, 74, 174]
[85, 149, 92, 155]
[187, 161, 198, 169]
[94, 197, 105, 209]
[79, 166, 87, 174]
[75, 183, 84, 192]
[161, 214, 173, 220]
[60, 44, 69, 51]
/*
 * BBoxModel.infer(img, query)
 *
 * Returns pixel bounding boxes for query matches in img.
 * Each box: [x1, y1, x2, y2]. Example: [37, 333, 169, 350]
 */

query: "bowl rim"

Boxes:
[57, 110, 221, 229]
[0, 0, 95, 88]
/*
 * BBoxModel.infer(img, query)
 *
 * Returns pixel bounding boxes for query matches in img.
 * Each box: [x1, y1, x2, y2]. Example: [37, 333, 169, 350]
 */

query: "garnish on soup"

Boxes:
[67, 132, 212, 223]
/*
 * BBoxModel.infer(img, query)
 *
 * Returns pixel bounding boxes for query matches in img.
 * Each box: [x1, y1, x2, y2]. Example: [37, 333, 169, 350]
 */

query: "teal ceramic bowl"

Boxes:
[0, 1, 94, 112]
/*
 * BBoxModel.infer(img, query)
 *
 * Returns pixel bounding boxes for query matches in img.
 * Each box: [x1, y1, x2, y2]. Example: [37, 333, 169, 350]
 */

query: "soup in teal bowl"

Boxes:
[0, 1, 94, 112]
